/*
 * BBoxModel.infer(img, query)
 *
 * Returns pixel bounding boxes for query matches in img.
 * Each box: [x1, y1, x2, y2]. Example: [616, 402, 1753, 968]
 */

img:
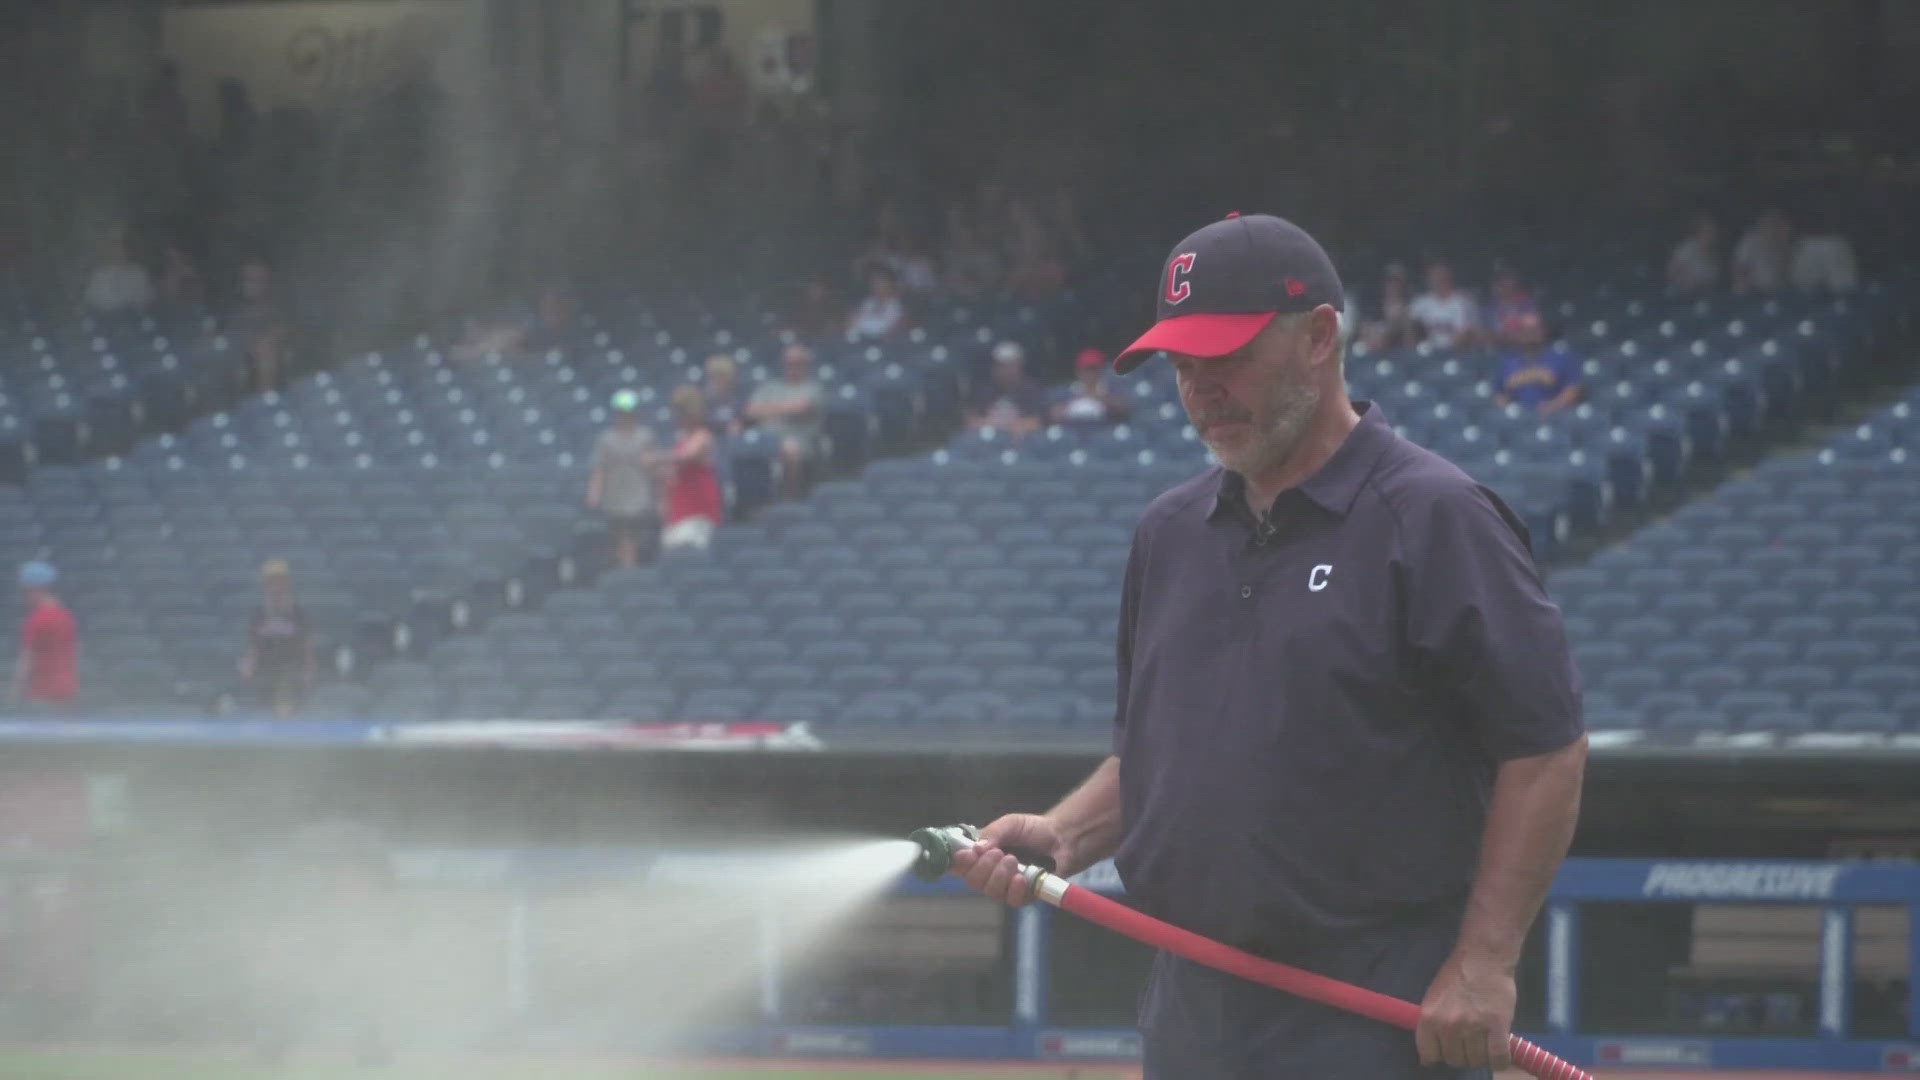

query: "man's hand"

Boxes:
[949, 814, 1070, 908]
[1416, 951, 1516, 1071]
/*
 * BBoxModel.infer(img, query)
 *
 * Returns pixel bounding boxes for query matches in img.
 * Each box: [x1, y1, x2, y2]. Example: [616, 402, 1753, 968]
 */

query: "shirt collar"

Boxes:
[1209, 401, 1394, 521]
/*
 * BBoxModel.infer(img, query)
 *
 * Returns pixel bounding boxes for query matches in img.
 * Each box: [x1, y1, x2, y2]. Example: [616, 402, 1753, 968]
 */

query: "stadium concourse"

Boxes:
[0, 268, 1909, 742]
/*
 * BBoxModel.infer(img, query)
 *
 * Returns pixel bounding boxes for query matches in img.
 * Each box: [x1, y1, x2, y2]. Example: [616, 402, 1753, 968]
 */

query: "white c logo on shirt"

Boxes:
[1308, 564, 1333, 592]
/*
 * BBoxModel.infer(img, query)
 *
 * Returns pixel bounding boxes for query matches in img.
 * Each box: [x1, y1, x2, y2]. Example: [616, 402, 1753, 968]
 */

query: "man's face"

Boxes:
[1175, 315, 1323, 478]
[783, 348, 812, 382]
[870, 273, 897, 300]
[994, 357, 1023, 387]
[1515, 316, 1547, 351]
[1426, 264, 1453, 295]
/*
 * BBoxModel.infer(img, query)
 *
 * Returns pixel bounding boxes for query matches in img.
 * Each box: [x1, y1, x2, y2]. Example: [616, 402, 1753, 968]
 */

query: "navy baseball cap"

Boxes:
[1114, 212, 1345, 374]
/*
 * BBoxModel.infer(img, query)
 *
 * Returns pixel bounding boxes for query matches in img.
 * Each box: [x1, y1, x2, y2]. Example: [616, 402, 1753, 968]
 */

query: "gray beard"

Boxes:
[1215, 379, 1322, 478]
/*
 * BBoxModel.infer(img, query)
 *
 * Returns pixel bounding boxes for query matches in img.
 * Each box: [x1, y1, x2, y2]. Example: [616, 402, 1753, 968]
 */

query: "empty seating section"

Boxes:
[1558, 385, 1920, 743]
[0, 274, 1907, 730]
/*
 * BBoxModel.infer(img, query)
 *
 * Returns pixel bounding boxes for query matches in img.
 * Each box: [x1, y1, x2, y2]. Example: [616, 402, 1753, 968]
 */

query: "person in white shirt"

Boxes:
[1790, 231, 1858, 294]
[83, 232, 154, 315]
[1666, 214, 1720, 295]
[845, 265, 909, 340]
[1409, 260, 1482, 349]
[1731, 210, 1792, 294]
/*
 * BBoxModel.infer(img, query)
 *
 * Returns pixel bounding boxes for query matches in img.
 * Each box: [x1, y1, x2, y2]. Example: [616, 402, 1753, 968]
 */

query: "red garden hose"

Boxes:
[1033, 870, 1590, 1080]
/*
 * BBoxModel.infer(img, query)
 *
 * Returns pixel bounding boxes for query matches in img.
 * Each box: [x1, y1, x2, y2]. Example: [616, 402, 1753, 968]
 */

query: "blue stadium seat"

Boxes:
[1829, 710, 1899, 734]
[1852, 665, 1919, 697]
[1757, 665, 1834, 696]
[681, 688, 761, 719]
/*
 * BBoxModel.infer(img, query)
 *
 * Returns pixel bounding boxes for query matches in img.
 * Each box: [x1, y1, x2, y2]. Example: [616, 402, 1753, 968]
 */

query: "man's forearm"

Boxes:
[1045, 756, 1124, 875]
[1454, 737, 1587, 969]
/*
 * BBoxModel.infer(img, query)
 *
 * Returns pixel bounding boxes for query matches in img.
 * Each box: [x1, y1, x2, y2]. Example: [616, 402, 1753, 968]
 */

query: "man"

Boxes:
[966, 341, 1046, 440]
[746, 344, 827, 499]
[845, 265, 910, 340]
[11, 562, 77, 712]
[1495, 313, 1582, 418]
[1667, 213, 1720, 296]
[703, 353, 749, 436]
[1051, 348, 1132, 428]
[954, 213, 1586, 1078]
[1731, 209, 1792, 295]
[230, 258, 289, 392]
[1409, 258, 1482, 349]
[240, 559, 314, 718]
[82, 231, 154, 316]
[1485, 265, 1537, 348]
[587, 389, 660, 569]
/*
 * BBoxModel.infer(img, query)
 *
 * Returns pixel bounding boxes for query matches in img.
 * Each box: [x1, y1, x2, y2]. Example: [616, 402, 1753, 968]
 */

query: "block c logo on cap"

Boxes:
[1165, 253, 1197, 305]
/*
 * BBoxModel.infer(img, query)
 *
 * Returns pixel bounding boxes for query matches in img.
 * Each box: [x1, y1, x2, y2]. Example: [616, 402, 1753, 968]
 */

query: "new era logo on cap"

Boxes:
[1114, 213, 1345, 374]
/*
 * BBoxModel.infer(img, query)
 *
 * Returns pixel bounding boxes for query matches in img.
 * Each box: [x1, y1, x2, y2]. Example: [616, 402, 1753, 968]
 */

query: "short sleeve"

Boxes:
[1403, 484, 1583, 760]
[1554, 353, 1583, 388]
[1496, 357, 1522, 393]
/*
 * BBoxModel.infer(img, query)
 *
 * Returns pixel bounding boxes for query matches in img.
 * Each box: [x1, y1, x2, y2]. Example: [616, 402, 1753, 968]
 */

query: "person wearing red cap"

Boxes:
[11, 561, 77, 712]
[1050, 348, 1132, 428]
[954, 213, 1586, 1078]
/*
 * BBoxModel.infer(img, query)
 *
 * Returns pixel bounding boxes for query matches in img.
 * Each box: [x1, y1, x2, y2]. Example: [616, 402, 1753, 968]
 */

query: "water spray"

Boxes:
[908, 825, 1590, 1080]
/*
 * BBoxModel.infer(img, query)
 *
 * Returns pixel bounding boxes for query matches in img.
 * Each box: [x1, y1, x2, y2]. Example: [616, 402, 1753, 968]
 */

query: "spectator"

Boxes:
[656, 385, 724, 554]
[1051, 348, 1132, 427]
[941, 203, 1003, 299]
[586, 390, 660, 570]
[521, 285, 581, 353]
[703, 353, 749, 436]
[846, 265, 910, 340]
[1790, 218, 1859, 294]
[1359, 263, 1414, 351]
[240, 559, 313, 718]
[82, 230, 154, 316]
[967, 341, 1046, 439]
[747, 344, 827, 499]
[1409, 259, 1481, 349]
[230, 258, 289, 392]
[1486, 264, 1538, 345]
[1667, 213, 1721, 295]
[891, 237, 940, 295]
[1003, 227, 1067, 302]
[10, 562, 76, 713]
[1731, 209, 1792, 294]
[157, 242, 205, 307]
[1495, 313, 1582, 418]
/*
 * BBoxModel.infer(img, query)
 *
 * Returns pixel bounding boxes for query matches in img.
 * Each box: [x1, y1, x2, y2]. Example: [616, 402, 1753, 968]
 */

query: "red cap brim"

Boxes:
[1112, 311, 1277, 374]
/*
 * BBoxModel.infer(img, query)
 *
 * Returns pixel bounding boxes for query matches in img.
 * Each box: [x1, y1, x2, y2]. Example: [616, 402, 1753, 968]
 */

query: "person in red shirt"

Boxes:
[652, 384, 725, 553]
[12, 562, 77, 711]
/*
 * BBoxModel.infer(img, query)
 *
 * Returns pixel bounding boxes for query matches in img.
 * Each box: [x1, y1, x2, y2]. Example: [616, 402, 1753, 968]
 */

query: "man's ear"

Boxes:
[1307, 304, 1342, 367]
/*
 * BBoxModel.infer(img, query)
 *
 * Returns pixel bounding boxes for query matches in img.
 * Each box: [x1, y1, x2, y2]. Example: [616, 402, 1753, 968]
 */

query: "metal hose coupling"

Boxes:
[908, 824, 1064, 902]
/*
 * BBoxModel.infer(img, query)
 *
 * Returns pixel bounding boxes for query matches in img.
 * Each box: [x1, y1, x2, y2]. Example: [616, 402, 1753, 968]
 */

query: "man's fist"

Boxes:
[1416, 951, 1517, 1071]
[948, 813, 1070, 907]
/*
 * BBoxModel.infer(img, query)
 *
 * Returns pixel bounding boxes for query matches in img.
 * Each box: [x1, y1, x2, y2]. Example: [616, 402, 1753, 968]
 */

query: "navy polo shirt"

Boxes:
[1111, 401, 1582, 959]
